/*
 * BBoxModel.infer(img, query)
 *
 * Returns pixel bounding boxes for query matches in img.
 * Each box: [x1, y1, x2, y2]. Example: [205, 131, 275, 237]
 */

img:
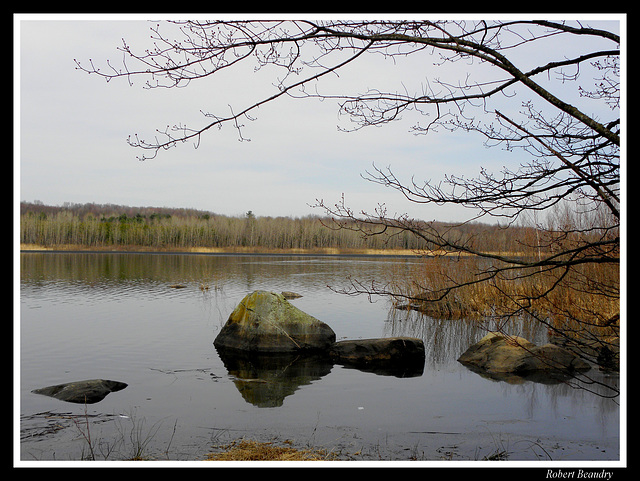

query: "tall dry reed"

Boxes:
[388, 251, 619, 355]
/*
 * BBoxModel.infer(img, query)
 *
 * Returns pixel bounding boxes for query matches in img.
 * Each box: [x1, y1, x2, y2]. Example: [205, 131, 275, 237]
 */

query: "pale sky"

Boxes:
[15, 14, 623, 222]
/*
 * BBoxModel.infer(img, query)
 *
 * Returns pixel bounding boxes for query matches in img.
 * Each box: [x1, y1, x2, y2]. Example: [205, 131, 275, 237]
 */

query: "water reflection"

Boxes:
[460, 362, 575, 385]
[334, 354, 424, 378]
[216, 344, 425, 408]
[20, 251, 399, 302]
[20, 252, 620, 461]
[21, 252, 616, 394]
[216, 348, 334, 407]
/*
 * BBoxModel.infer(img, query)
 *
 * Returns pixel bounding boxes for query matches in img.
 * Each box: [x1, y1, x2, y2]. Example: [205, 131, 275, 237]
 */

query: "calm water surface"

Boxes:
[19, 252, 621, 462]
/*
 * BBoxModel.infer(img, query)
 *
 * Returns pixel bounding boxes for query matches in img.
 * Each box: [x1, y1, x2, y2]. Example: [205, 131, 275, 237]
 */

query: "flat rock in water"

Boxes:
[330, 337, 426, 377]
[32, 379, 128, 404]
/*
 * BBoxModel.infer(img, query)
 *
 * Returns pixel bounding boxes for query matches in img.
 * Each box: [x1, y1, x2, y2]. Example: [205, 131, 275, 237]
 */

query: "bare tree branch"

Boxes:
[77, 19, 621, 389]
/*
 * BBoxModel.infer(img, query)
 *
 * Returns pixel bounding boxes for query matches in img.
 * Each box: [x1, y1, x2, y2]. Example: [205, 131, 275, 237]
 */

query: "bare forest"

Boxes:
[20, 200, 541, 254]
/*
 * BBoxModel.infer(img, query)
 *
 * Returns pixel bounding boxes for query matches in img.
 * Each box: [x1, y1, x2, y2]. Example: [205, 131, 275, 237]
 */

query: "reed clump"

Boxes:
[391, 256, 516, 320]
[205, 439, 337, 461]
[389, 252, 619, 369]
[391, 255, 619, 324]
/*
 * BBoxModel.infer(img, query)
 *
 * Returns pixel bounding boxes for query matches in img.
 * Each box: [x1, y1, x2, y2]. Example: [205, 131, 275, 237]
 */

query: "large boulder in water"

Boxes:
[214, 290, 336, 353]
[32, 379, 128, 404]
[457, 332, 591, 380]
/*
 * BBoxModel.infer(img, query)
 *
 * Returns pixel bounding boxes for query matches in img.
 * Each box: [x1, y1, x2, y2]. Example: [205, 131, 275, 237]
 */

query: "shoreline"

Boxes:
[18, 243, 424, 258]
[19, 243, 526, 259]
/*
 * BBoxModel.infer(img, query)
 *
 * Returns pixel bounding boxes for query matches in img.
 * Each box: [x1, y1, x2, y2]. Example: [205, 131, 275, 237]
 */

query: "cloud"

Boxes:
[18, 17, 620, 223]
[13, 19, 481, 221]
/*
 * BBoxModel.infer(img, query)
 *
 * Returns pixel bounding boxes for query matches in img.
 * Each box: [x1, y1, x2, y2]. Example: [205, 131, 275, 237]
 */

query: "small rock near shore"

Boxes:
[32, 379, 128, 404]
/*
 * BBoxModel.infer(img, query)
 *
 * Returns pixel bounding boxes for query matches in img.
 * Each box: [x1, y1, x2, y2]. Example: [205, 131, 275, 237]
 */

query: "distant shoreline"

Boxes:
[19, 243, 526, 259]
[18, 243, 423, 258]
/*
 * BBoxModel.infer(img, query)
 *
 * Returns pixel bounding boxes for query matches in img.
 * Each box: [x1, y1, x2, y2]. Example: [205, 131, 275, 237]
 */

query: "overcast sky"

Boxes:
[15, 14, 623, 222]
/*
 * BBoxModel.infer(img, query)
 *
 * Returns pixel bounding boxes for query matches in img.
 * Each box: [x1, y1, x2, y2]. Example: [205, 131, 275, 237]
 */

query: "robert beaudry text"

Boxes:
[546, 470, 613, 480]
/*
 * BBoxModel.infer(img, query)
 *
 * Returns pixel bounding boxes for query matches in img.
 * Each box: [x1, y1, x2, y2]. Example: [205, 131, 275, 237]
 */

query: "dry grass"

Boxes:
[389, 254, 620, 370]
[205, 440, 337, 461]
[391, 255, 618, 324]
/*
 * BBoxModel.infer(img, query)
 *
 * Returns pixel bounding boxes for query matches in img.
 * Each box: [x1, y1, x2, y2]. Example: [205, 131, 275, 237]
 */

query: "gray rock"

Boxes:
[330, 337, 425, 377]
[281, 291, 303, 299]
[32, 379, 128, 404]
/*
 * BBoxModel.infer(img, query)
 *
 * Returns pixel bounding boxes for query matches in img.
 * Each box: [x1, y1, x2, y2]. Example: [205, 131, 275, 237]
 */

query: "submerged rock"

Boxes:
[32, 379, 128, 404]
[214, 290, 336, 353]
[457, 332, 591, 380]
[281, 291, 303, 299]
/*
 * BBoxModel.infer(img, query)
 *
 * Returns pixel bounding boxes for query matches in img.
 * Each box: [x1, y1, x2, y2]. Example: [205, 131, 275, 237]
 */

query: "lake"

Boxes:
[18, 252, 621, 463]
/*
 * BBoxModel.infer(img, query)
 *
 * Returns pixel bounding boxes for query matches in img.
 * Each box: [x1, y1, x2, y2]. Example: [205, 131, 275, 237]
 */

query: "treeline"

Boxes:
[19, 201, 532, 253]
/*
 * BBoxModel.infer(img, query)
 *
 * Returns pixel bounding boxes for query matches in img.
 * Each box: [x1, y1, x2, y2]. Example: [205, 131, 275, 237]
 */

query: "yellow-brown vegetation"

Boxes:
[205, 440, 336, 461]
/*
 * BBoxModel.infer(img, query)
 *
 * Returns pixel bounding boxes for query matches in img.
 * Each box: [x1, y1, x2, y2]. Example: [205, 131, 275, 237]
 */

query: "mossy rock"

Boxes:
[214, 291, 336, 353]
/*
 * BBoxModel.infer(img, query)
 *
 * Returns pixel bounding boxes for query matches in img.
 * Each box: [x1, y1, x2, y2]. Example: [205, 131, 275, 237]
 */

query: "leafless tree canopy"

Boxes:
[76, 20, 621, 389]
